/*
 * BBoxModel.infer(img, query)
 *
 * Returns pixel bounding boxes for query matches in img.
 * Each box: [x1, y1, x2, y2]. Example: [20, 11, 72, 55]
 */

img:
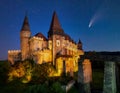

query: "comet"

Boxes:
[89, 13, 99, 28]
[88, 0, 108, 28]
[89, 17, 95, 28]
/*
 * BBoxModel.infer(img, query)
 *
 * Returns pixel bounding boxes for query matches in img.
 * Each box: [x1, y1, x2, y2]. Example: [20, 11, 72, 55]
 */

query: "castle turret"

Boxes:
[48, 11, 64, 37]
[20, 15, 31, 60]
[48, 11, 64, 65]
[78, 39, 82, 50]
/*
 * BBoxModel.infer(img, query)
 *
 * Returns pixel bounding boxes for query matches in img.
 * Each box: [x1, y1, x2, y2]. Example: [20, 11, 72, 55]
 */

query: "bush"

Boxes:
[50, 82, 65, 93]
[0, 61, 10, 86]
[24, 83, 48, 93]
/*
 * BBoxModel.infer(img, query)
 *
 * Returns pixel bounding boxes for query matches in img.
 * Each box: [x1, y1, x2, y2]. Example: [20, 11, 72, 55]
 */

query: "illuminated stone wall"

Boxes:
[33, 49, 52, 64]
[20, 31, 31, 60]
[83, 59, 92, 83]
[55, 54, 83, 76]
[8, 12, 85, 77]
[48, 34, 83, 66]
[8, 50, 21, 64]
[52, 35, 64, 65]
[56, 57, 64, 75]
[78, 57, 92, 93]
[29, 36, 47, 53]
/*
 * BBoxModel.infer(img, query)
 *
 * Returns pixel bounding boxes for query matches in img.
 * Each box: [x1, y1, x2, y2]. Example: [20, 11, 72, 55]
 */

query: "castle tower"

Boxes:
[48, 11, 64, 65]
[20, 15, 31, 60]
[78, 39, 82, 50]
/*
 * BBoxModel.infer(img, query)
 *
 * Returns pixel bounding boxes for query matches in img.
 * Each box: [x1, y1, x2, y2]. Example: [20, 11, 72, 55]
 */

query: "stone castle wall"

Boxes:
[8, 12, 84, 77]
[8, 50, 21, 64]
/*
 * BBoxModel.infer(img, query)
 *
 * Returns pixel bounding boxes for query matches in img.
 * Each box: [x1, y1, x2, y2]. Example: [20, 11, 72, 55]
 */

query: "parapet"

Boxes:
[30, 36, 44, 41]
[8, 50, 21, 53]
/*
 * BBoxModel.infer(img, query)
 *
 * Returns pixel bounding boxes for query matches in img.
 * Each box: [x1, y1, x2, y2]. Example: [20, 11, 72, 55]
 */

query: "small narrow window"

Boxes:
[56, 40, 60, 46]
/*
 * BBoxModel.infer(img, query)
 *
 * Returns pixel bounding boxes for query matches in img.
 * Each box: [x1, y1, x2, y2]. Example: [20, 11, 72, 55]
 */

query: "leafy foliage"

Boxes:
[24, 82, 65, 93]
[2, 79, 26, 93]
[8, 62, 25, 81]
[8, 61, 57, 84]
[24, 83, 48, 93]
[0, 60, 71, 93]
[0, 61, 10, 85]
[31, 63, 56, 84]
[8, 61, 33, 83]
[0, 61, 26, 93]
[50, 82, 65, 93]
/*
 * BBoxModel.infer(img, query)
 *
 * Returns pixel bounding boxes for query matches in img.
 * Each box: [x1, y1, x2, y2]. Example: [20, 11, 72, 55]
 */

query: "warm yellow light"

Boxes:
[83, 59, 92, 83]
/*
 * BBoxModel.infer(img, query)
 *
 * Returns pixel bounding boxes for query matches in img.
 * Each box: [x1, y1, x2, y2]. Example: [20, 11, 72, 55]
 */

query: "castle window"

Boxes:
[49, 41, 52, 45]
[56, 40, 60, 46]
[37, 48, 40, 50]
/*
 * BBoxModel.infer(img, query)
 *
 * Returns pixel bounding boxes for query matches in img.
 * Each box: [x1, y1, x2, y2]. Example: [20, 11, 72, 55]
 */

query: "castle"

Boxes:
[8, 11, 84, 75]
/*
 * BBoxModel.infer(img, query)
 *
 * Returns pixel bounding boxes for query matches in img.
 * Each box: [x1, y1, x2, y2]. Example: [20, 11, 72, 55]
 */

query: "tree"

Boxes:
[0, 61, 10, 85]
[31, 63, 56, 84]
[8, 61, 33, 83]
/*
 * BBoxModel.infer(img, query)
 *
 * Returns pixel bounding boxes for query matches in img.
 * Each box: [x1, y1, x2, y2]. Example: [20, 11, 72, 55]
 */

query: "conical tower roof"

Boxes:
[35, 32, 47, 41]
[78, 39, 82, 44]
[21, 15, 30, 31]
[48, 11, 64, 37]
[78, 39, 82, 50]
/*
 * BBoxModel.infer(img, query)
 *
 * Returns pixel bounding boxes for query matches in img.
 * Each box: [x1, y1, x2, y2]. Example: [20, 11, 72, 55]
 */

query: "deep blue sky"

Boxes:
[0, 0, 120, 60]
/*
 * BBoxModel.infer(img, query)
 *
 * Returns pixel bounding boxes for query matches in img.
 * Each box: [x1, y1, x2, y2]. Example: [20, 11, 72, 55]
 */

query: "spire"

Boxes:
[48, 11, 64, 37]
[49, 11, 62, 31]
[78, 39, 82, 44]
[21, 15, 30, 31]
[78, 39, 82, 50]
[35, 32, 47, 41]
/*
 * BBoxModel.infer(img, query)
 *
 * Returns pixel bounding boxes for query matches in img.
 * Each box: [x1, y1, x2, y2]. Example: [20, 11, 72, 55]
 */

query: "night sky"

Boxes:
[0, 0, 120, 60]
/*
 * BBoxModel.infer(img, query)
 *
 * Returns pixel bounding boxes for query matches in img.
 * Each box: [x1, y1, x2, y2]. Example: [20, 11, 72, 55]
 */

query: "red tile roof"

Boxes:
[35, 32, 47, 41]
[21, 16, 30, 31]
[48, 11, 64, 37]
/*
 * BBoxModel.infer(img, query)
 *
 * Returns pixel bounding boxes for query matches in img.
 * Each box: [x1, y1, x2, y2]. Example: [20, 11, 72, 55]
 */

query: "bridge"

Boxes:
[85, 51, 120, 62]
[78, 51, 120, 93]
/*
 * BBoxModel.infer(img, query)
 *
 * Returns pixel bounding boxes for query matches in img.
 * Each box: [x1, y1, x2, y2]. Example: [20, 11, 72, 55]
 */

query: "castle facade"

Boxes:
[8, 12, 84, 75]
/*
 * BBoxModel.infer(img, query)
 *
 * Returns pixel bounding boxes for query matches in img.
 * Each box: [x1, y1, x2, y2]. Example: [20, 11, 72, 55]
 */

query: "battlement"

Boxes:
[7, 12, 83, 76]
[8, 50, 21, 53]
[30, 36, 44, 41]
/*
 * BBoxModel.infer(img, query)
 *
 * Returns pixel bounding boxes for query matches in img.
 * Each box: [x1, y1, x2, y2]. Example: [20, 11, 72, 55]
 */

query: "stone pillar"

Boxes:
[116, 63, 120, 92]
[103, 61, 116, 93]
[78, 55, 84, 93]
[83, 59, 92, 93]
[70, 68, 74, 77]
[84, 83, 91, 93]
[78, 56, 92, 93]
